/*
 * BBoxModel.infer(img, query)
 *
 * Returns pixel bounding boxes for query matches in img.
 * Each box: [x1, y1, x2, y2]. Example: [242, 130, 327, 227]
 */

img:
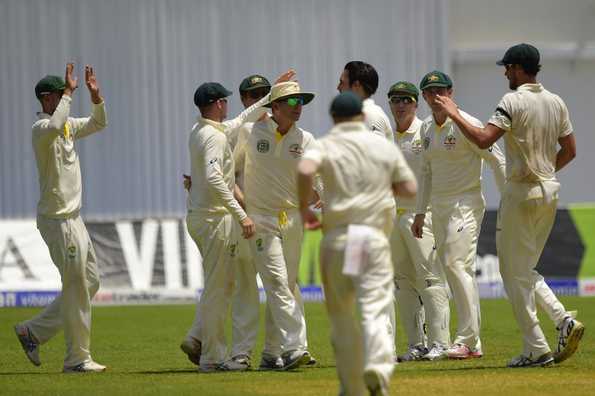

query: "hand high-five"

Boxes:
[275, 69, 297, 84]
[63, 63, 78, 96]
[85, 65, 103, 104]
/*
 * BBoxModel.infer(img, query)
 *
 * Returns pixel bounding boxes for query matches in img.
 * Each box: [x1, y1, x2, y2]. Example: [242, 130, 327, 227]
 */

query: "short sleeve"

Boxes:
[488, 95, 513, 132]
[558, 99, 573, 138]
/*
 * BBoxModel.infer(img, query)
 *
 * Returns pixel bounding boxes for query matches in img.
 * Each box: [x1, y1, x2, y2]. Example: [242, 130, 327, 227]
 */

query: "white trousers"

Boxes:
[432, 195, 484, 351]
[321, 227, 395, 396]
[497, 193, 561, 357]
[250, 210, 307, 356]
[26, 215, 100, 367]
[231, 236, 260, 358]
[392, 211, 450, 347]
[186, 212, 235, 366]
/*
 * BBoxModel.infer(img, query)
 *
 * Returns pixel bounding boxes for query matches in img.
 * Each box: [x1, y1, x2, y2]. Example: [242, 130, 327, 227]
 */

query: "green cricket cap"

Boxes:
[239, 74, 271, 93]
[35, 75, 66, 99]
[387, 81, 419, 100]
[497, 43, 540, 69]
[330, 91, 363, 118]
[419, 70, 453, 90]
[194, 82, 232, 107]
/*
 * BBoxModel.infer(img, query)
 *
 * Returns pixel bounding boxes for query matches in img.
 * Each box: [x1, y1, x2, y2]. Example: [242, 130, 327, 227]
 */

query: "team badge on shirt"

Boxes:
[423, 137, 430, 150]
[288, 144, 304, 158]
[257, 139, 270, 153]
[256, 238, 264, 252]
[229, 243, 237, 258]
[411, 139, 423, 154]
[443, 134, 456, 150]
[67, 245, 77, 259]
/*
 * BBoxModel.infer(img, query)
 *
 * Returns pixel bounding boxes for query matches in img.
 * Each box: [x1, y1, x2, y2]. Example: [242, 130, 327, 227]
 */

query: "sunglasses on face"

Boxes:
[284, 97, 304, 107]
[389, 96, 415, 104]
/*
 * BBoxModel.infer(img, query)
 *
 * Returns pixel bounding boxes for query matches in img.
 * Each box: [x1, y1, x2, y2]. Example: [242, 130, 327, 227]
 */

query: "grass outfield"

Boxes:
[0, 297, 593, 395]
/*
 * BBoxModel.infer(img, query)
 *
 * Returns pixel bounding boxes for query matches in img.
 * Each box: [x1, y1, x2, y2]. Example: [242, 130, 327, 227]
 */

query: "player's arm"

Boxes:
[471, 137, 507, 193]
[556, 133, 576, 172]
[204, 134, 254, 237]
[434, 95, 505, 149]
[391, 145, 416, 198]
[223, 69, 296, 135]
[412, 148, 431, 238]
[297, 146, 324, 230]
[71, 65, 108, 139]
[34, 63, 77, 136]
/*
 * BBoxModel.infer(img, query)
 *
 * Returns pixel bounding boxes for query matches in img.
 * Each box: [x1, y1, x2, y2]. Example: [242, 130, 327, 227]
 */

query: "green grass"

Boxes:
[1, 297, 593, 395]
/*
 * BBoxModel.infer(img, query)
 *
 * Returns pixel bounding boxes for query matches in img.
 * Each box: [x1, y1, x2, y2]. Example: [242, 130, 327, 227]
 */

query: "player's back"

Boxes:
[317, 122, 401, 233]
[497, 84, 572, 183]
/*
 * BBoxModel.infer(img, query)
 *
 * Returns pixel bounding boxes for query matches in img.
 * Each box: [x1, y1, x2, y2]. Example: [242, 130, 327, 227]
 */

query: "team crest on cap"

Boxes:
[397, 83, 406, 89]
[251, 76, 263, 84]
[428, 75, 440, 82]
[257, 139, 270, 153]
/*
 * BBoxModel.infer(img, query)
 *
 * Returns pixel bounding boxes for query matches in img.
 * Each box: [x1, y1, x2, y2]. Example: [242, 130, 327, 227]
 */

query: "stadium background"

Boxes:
[1, 0, 594, 306]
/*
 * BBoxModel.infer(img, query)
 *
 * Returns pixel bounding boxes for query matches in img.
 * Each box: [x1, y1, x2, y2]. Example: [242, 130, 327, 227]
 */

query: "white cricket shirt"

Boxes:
[303, 121, 414, 233]
[416, 110, 506, 213]
[395, 116, 424, 211]
[32, 95, 107, 218]
[238, 117, 317, 215]
[488, 83, 573, 200]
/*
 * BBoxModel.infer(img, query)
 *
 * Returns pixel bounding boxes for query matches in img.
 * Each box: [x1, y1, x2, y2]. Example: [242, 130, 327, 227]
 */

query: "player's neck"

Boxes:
[396, 115, 415, 133]
[432, 111, 448, 126]
[272, 116, 293, 135]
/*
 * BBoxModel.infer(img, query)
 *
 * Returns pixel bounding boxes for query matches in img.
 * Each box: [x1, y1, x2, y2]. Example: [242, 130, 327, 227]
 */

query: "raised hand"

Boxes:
[85, 65, 103, 104]
[275, 69, 297, 84]
[435, 95, 459, 118]
[64, 63, 78, 96]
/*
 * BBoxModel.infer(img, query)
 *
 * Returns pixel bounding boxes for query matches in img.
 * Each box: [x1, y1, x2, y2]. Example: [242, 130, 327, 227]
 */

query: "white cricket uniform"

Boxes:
[25, 95, 107, 368]
[236, 117, 316, 357]
[362, 97, 399, 354]
[303, 121, 414, 395]
[229, 121, 260, 358]
[185, 95, 269, 368]
[488, 83, 574, 357]
[392, 117, 450, 348]
[416, 110, 506, 351]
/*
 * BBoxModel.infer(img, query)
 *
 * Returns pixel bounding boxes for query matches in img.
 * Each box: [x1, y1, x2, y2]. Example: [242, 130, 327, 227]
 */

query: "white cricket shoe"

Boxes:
[447, 343, 472, 359]
[363, 369, 388, 396]
[554, 314, 585, 364]
[14, 324, 41, 366]
[507, 352, 554, 368]
[397, 344, 428, 362]
[218, 354, 251, 371]
[63, 360, 106, 373]
[422, 343, 448, 361]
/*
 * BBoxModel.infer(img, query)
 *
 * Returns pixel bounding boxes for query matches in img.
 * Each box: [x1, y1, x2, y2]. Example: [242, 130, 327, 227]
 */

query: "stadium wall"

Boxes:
[1, 207, 594, 307]
[0, 0, 448, 219]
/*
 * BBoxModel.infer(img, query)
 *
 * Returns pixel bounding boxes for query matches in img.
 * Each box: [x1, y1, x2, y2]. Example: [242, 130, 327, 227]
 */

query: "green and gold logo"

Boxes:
[256, 238, 264, 252]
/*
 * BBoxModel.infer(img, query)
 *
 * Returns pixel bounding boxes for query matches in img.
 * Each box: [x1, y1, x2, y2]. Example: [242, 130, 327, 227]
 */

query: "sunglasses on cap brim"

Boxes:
[281, 97, 305, 107]
[389, 96, 416, 104]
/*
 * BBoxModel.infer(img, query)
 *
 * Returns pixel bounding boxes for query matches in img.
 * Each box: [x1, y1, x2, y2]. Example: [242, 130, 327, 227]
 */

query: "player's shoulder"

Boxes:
[458, 109, 483, 128]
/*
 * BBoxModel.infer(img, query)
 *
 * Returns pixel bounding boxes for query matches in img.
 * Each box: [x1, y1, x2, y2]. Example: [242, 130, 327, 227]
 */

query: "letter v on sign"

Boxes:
[569, 205, 595, 278]
[116, 220, 159, 289]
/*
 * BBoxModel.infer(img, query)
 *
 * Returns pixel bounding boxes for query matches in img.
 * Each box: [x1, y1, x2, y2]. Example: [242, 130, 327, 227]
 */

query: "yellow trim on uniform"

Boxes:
[275, 130, 284, 143]
[396, 208, 407, 216]
[63, 122, 71, 139]
[278, 210, 288, 227]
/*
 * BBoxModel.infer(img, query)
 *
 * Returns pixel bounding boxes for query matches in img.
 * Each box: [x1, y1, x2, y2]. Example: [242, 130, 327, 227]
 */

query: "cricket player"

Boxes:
[297, 91, 416, 395]
[412, 70, 507, 360]
[15, 63, 107, 373]
[235, 81, 317, 370]
[226, 74, 272, 371]
[433, 43, 584, 367]
[337, 61, 394, 143]
[181, 71, 295, 372]
[338, 60, 399, 354]
[387, 81, 451, 361]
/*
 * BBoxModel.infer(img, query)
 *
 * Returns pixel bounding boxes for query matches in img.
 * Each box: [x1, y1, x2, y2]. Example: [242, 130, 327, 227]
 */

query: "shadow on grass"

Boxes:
[132, 366, 333, 375]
